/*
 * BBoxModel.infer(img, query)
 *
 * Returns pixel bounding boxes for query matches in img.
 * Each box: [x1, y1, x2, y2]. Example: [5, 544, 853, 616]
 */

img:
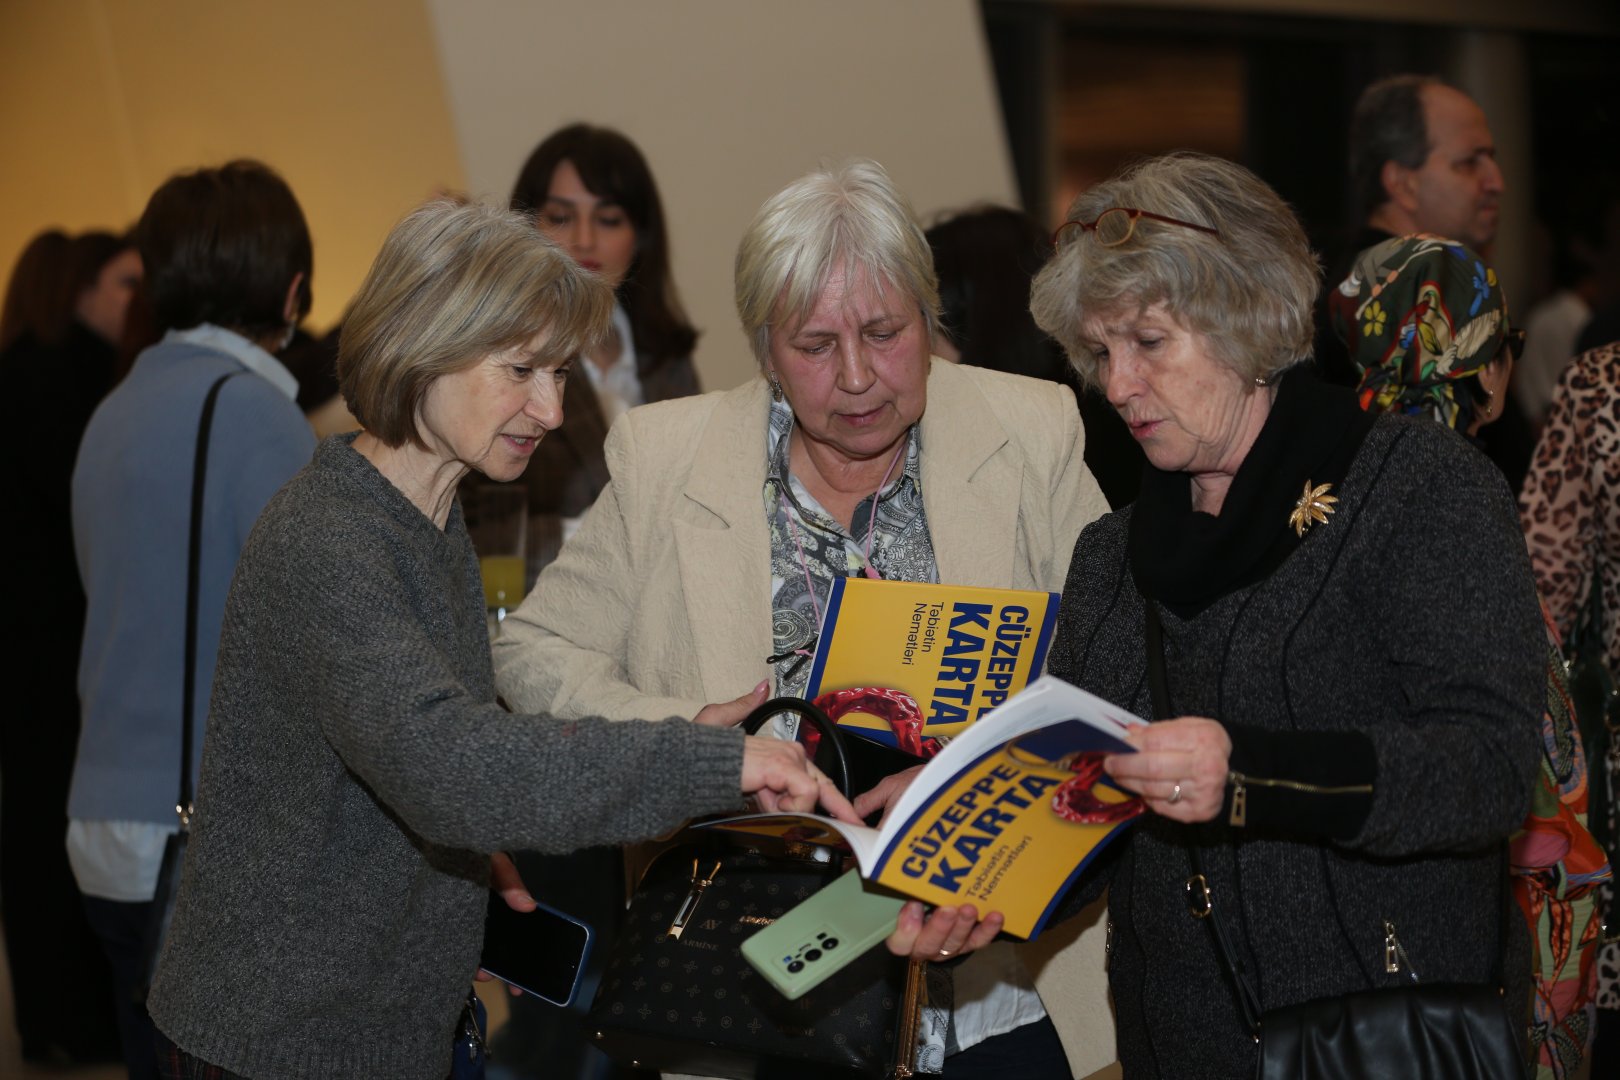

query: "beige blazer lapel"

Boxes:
[672, 378, 777, 701]
[919, 359, 1020, 588]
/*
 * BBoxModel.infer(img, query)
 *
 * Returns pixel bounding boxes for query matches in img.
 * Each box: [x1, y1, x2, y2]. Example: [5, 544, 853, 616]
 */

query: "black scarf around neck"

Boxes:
[1128, 366, 1374, 616]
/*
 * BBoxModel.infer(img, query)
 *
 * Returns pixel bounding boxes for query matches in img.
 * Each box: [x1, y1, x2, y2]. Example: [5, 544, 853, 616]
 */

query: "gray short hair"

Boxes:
[1030, 152, 1319, 388]
[339, 199, 612, 448]
[1349, 74, 1441, 219]
[735, 160, 940, 365]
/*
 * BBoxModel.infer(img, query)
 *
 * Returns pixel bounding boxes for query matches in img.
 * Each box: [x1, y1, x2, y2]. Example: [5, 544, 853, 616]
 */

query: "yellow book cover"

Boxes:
[699, 676, 1146, 940]
[804, 578, 1059, 756]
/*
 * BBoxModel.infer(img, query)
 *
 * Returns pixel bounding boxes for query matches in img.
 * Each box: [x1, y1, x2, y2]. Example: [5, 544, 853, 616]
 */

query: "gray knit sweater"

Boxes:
[1051, 416, 1541, 1079]
[148, 435, 747, 1080]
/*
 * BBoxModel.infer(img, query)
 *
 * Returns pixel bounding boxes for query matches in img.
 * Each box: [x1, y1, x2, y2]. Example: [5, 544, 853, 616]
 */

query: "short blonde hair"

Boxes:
[1031, 153, 1319, 388]
[735, 160, 940, 365]
[339, 199, 612, 448]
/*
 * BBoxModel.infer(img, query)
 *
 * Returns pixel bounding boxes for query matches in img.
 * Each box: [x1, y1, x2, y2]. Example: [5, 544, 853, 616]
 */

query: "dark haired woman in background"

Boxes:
[1, 228, 140, 1065]
[503, 123, 701, 570]
[925, 205, 1142, 509]
[482, 124, 703, 1080]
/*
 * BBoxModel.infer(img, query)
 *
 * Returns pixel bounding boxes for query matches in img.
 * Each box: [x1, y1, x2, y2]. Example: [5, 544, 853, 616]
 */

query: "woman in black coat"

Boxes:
[1029, 154, 1542, 1078]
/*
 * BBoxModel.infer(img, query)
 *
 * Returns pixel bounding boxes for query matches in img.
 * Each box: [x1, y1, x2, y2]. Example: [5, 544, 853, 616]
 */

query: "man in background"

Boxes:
[1318, 74, 1505, 387]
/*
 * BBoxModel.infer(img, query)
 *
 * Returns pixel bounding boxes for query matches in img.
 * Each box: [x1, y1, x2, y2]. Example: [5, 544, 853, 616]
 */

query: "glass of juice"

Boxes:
[464, 484, 528, 628]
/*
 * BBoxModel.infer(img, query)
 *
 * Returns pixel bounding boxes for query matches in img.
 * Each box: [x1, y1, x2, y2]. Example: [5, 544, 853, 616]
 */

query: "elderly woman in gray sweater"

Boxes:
[144, 200, 856, 1080]
[1031, 155, 1542, 1078]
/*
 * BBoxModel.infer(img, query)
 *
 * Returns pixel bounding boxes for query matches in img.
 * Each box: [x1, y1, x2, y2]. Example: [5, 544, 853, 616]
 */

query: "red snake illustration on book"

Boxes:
[808, 686, 939, 757]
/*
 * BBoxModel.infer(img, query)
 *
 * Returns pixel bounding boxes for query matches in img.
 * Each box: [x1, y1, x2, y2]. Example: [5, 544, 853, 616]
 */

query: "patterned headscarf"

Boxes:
[1329, 234, 1510, 429]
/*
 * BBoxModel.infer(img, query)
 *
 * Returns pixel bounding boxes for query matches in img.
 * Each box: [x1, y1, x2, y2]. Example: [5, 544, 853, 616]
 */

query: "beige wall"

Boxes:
[0, 0, 465, 332]
[4, 0, 1016, 388]
[427, 0, 1017, 389]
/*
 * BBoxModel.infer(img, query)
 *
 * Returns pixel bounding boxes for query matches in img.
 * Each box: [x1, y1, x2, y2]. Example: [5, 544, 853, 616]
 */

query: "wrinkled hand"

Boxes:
[476, 852, 533, 995]
[1104, 716, 1231, 823]
[853, 764, 924, 825]
[741, 735, 862, 824]
[885, 900, 1004, 962]
[694, 680, 771, 728]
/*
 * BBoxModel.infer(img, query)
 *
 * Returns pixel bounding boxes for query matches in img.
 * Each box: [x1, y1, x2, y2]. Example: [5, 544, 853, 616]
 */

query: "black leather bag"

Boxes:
[1565, 580, 1619, 857]
[588, 698, 922, 1079]
[1144, 602, 1524, 1080]
[1256, 982, 1522, 1080]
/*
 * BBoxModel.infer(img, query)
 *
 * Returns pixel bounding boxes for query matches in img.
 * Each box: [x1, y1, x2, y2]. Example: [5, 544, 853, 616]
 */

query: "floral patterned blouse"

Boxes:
[762, 397, 937, 724]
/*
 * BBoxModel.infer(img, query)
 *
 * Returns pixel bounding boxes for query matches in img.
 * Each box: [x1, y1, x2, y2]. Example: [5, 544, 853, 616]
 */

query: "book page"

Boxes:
[865, 677, 1146, 939]
[698, 677, 1149, 939]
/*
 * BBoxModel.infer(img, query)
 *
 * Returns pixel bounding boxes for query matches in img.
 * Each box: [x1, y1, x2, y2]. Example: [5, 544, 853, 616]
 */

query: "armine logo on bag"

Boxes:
[738, 916, 775, 926]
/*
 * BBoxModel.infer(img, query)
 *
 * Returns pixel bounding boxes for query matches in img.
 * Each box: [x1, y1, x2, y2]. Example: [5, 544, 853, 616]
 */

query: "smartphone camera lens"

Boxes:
[787, 960, 805, 973]
[822, 938, 839, 949]
[805, 949, 821, 962]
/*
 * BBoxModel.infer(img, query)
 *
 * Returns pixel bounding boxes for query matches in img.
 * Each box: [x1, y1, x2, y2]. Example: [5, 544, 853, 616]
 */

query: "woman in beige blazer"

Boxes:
[495, 161, 1115, 1079]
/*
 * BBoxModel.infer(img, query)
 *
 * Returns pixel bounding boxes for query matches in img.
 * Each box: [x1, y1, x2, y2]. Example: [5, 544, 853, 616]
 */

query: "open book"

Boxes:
[698, 676, 1146, 939]
[803, 577, 1059, 756]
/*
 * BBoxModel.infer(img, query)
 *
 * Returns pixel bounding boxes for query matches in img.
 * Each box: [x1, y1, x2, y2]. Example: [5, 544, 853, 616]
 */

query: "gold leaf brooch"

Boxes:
[1288, 480, 1338, 537]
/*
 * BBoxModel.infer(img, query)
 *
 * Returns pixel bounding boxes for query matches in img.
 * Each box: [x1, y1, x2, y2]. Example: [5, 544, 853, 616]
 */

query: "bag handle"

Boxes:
[178, 372, 239, 831]
[1144, 601, 1265, 1034]
[742, 696, 855, 801]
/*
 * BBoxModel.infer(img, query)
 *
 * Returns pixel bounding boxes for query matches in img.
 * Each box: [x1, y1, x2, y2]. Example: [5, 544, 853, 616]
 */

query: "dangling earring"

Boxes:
[768, 373, 784, 402]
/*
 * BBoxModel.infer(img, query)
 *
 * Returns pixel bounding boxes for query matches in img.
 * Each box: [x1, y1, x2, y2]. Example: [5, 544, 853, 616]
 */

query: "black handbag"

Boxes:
[136, 371, 237, 1002]
[1144, 601, 1524, 1079]
[588, 697, 925, 1079]
[1565, 577, 1619, 857]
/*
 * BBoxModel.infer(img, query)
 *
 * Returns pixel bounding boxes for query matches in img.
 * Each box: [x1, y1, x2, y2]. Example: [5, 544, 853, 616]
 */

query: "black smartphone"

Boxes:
[480, 891, 595, 1007]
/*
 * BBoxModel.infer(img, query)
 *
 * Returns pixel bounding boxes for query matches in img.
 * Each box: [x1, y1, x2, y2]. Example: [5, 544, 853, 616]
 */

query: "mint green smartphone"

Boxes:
[740, 869, 908, 1000]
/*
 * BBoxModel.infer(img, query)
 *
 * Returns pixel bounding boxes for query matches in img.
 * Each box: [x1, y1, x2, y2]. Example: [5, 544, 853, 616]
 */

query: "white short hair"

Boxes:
[735, 160, 941, 365]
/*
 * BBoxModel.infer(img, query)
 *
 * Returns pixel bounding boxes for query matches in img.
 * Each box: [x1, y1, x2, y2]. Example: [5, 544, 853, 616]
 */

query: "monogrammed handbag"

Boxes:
[587, 698, 922, 1079]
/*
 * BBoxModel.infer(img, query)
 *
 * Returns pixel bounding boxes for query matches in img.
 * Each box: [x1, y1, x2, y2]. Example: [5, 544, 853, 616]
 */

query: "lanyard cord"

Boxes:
[772, 434, 909, 668]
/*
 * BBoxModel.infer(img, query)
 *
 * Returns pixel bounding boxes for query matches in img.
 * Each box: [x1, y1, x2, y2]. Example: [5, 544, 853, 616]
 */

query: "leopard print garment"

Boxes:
[1520, 340, 1620, 1013]
[1522, 341, 1620, 669]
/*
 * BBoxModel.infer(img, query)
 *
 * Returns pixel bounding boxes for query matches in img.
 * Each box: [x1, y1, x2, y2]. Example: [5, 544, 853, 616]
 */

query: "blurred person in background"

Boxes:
[0, 229, 73, 352]
[499, 123, 701, 573]
[1513, 187, 1620, 432]
[1520, 334, 1620, 1076]
[1317, 75, 1505, 389]
[926, 204, 1144, 509]
[480, 122, 705, 1080]
[67, 161, 318, 1080]
[0, 227, 137, 1064]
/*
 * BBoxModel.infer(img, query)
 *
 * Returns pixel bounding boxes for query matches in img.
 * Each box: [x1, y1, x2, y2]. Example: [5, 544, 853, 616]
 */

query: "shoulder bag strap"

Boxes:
[178, 372, 239, 832]
[1149, 600, 1513, 1027]
[1144, 599, 1265, 1034]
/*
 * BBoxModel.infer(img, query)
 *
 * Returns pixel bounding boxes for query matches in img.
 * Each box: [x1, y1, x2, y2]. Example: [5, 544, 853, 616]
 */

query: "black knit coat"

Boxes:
[1052, 415, 1541, 1079]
